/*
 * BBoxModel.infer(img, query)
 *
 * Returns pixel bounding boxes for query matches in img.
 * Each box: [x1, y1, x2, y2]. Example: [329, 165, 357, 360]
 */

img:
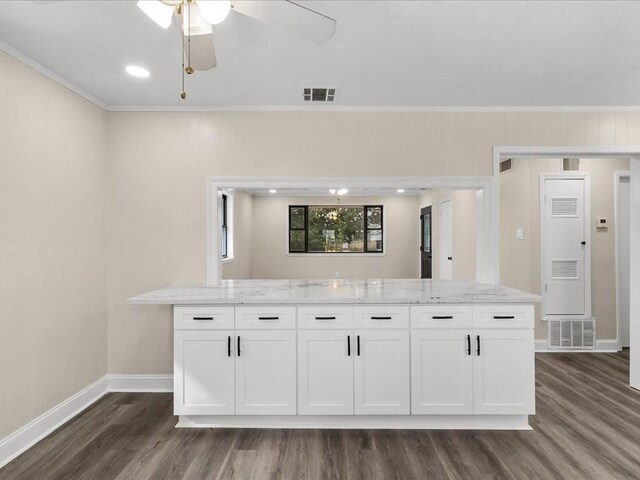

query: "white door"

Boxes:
[298, 330, 354, 415]
[542, 177, 588, 316]
[174, 330, 235, 415]
[618, 175, 631, 348]
[235, 330, 297, 415]
[440, 199, 453, 280]
[354, 330, 410, 415]
[411, 330, 473, 414]
[472, 329, 535, 415]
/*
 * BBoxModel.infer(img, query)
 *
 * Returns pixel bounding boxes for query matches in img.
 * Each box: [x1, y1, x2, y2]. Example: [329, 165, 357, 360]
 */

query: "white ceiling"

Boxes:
[3, 1, 640, 109]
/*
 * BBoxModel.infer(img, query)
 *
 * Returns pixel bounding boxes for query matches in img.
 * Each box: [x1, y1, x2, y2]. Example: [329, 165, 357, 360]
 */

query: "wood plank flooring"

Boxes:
[2, 351, 640, 480]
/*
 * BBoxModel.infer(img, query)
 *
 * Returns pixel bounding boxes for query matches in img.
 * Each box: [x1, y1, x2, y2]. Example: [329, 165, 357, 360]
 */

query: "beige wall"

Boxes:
[419, 190, 478, 280]
[231, 195, 420, 279]
[221, 190, 252, 279]
[500, 157, 630, 340]
[106, 111, 640, 374]
[0, 51, 108, 438]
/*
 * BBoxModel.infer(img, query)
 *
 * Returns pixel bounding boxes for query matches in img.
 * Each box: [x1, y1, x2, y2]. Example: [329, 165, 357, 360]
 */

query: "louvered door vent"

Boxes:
[548, 318, 595, 349]
[551, 197, 578, 216]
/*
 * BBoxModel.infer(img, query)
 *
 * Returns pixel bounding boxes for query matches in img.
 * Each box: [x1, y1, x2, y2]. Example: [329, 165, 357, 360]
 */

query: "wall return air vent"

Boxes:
[303, 87, 337, 102]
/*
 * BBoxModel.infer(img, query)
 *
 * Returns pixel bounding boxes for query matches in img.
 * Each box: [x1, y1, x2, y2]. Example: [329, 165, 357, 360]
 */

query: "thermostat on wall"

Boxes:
[596, 218, 608, 228]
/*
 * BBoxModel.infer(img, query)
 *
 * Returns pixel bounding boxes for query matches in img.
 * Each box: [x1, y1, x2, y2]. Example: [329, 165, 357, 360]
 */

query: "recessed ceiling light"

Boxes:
[329, 189, 337, 195]
[126, 65, 150, 78]
[269, 189, 277, 194]
[397, 189, 405, 193]
[337, 188, 348, 195]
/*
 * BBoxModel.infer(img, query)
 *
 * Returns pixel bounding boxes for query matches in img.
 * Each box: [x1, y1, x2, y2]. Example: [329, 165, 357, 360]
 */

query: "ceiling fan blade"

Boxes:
[231, 0, 336, 44]
[174, 6, 218, 71]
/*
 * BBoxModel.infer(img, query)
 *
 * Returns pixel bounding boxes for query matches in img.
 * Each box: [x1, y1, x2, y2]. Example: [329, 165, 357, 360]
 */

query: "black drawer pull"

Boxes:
[315, 316, 337, 320]
[433, 315, 454, 320]
[193, 317, 214, 321]
[258, 316, 280, 320]
[493, 315, 515, 319]
[371, 316, 392, 320]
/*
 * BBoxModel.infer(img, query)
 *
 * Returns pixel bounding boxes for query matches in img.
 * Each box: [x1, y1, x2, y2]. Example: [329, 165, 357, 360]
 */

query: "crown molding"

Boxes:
[0, 40, 108, 111]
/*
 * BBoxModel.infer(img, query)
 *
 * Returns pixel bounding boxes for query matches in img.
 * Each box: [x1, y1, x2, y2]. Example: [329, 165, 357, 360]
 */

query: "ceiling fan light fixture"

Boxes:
[137, 0, 174, 29]
[181, 3, 214, 36]
[196, 0, 231, 25]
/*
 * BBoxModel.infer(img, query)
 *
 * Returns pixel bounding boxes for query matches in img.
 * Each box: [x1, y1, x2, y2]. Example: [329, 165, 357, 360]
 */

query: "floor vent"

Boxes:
[302, 87, 337, 102]
[548, 318, 595, 349]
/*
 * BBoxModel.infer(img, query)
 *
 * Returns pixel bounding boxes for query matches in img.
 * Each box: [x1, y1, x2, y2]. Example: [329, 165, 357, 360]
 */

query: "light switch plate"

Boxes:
[516, 228, 524, 240]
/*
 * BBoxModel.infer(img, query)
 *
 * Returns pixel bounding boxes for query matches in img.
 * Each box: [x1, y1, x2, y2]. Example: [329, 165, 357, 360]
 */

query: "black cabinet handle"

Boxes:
[347, 335, 351, 356]
[227, 336, 231, 357]
[476, 335, 480, 356]
[466, 335, 471, 356]
[371, 316, 392, 320]
[433, 315, 453, 320]
[193, 317, 213, 321]
[493, 315, 515, 319]
[357, 335, 361, 356]
[315, 316, 336, 320]
[258, 316, 279, 320]
[237, 336, 241, 357]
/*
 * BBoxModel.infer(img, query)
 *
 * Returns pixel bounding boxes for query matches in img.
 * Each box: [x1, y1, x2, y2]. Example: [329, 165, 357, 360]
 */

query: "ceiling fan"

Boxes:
[137, 0, 337, 99]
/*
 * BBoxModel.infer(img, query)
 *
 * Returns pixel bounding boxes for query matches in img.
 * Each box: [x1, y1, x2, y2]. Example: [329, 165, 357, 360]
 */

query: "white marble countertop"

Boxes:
[128, 279, 542, 305]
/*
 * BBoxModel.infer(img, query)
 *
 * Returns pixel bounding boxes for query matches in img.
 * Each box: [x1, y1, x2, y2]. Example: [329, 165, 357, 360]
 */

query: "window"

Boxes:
[288, 205, 383, 254]
[221, 193, 228, 258]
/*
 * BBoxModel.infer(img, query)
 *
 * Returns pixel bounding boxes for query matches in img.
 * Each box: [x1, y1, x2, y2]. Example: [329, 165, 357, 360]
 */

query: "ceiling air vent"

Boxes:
[303, 87, 337, 102]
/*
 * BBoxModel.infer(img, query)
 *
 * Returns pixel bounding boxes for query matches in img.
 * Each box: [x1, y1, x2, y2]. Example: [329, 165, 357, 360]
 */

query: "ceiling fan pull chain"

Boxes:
[180, 2, 186, 99]
[186, 0, 193, 75]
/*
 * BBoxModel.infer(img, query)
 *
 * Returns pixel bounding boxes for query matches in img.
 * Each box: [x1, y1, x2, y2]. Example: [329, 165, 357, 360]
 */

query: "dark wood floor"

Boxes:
[2, 351, 640, 479]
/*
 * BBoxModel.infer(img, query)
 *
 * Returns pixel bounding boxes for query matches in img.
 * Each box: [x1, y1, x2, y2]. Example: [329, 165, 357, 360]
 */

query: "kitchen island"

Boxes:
[129, 279, 541, 430]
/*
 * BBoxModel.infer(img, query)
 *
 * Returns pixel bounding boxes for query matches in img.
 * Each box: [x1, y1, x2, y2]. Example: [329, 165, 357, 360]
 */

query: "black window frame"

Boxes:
[221, 193, 228, 259]
[288, 204, 384, 254]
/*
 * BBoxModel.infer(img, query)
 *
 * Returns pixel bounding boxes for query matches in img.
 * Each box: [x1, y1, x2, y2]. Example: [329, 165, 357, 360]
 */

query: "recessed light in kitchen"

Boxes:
[337, 188, 348, 195]
[269, 189, 277, 194]
[125, 65, 150, 78]
[397, 189, 405, 193]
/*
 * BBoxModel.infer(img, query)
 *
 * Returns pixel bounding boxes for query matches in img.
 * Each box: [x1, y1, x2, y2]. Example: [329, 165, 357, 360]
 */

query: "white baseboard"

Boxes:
[0, 376, 108, 470]
[535, 339, 620, 352]
[107, 374, 173, 393]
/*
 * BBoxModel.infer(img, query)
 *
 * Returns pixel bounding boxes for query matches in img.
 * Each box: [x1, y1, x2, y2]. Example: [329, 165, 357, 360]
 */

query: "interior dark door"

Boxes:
[420, 206, 432, 279]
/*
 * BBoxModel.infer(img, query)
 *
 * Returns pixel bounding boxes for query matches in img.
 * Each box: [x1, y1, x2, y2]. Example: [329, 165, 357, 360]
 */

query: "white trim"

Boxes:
[207, 177, 496, 285]
[615, 171, 631, 350]
[438, 197, 453, 280]
[0, 40, 108, 110]
[539, 173, 592, 319]
[176, 414, 531, 431]
[0, 376, 108, 469]
[535, 339, 619, 352]
[106, 374, 173, 393]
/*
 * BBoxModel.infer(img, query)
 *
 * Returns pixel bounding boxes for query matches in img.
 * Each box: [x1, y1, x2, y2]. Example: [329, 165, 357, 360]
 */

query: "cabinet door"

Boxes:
[235, 330, 297, 415]
[472, 329, 535, 415]
[174, 330, 234, 415]
[298, 330, 354, 415]
[411, 330, 473, 414]
[354, 330, 410, 414]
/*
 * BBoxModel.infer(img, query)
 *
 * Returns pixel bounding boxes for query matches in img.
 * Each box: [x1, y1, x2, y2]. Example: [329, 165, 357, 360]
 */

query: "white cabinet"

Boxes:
[235, 330, 297, 415]
[472, 329, 535, 415]
[174, 330, 235, 415]
[354, 330, 410, 414]
[411, 330, 473, 414]
[298, 330, 354, 415]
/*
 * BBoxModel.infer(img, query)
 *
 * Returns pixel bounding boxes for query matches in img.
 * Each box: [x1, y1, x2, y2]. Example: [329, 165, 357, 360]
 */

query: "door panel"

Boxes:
[440, 199, 453, 280]
[618, 176, 631, 347]
[472, 329, 535, 415]
[354, 330, 410, 414]
[411, 330, 473, 414]
[235, 330, 296, 415]
[298, 330, 354, 415]
[174, 330, 235, 415]
[543, 177, 587, 316]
